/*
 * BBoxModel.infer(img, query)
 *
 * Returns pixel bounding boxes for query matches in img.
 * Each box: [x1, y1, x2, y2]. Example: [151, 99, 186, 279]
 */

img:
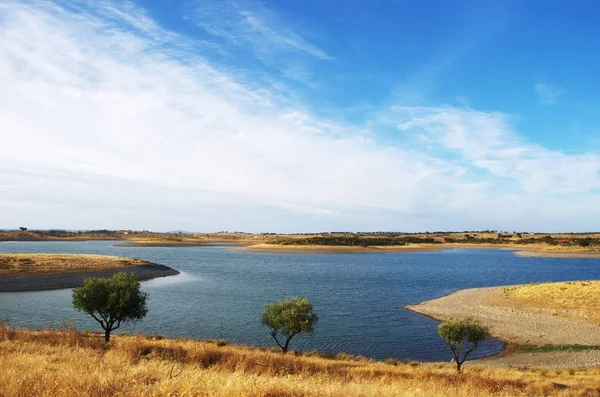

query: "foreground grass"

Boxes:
[494, 281, 600, 324]
[1, 325, 600, 396]
[0, 254, 148, 275]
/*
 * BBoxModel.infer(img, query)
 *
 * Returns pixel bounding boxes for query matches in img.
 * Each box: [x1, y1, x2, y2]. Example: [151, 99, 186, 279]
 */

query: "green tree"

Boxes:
[262, 297, 318, 353]
[72, 272, 148, 342]
[437, 317, 489, 372]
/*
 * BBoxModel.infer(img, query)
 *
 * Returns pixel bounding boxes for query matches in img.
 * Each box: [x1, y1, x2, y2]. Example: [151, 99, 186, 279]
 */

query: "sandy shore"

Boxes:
[233, 243, 447, 254]
[0, 264, 180, 292]
[406, 286, 600, 345]
[234, 243, 600, 257]
[114, 241, 243, 247]
[514, 250, 600, 258]
[406, 286, 600, 368]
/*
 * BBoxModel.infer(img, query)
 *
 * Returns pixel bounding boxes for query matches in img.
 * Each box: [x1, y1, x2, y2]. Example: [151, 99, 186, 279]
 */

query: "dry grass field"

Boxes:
[494, 281, 600, 325]
[0, 254, 148, 276]
[1, 324, 600, 397]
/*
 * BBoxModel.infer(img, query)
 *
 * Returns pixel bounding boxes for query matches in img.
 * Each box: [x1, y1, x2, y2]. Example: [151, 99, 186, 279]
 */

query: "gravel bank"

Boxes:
[406, 286, 600, 368]
[406, 286, 600, 345]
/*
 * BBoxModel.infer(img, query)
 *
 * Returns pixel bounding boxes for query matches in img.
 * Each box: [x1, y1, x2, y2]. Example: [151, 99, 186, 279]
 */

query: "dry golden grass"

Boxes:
[493, 281, 600, 324]
[1, 324, 599, 397]
[0, 254, 148, 276]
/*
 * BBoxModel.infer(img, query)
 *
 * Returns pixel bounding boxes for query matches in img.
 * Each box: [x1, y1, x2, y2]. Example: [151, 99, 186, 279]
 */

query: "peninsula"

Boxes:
[0, 254, 179, 292]
[406, 281, 600, 368]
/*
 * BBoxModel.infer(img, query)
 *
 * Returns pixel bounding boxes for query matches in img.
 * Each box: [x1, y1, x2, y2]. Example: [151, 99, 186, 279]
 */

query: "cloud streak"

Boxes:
[0, 1, 598, 232]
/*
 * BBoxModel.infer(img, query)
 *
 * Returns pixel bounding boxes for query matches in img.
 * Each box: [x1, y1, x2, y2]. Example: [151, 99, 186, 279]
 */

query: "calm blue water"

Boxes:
[1, 241, 600, 362]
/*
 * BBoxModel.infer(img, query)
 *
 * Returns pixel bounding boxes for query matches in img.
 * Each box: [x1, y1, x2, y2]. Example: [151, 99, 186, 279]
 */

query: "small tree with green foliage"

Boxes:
[438, 317, 489, 372]
[262, 297, 318, 353]
[72, 272, 148, 342]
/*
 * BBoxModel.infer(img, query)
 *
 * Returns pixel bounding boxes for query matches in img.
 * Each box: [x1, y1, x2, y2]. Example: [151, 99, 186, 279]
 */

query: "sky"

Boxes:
[1, 0, 599, 233]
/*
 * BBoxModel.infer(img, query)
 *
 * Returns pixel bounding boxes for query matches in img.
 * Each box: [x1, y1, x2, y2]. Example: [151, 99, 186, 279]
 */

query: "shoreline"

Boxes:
[113, 241, 244, 247]
[233, 243, 447, 254]
[513, 250, 600, 258]
[4, 238, 600, 257]
[0, 264, 180, 292]
[405, 284, 600, 368]
[405, 285, 600, 345]
[235, 243, 600, 257]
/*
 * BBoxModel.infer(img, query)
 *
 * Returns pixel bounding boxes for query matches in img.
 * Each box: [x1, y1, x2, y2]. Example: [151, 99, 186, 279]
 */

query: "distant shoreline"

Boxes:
[0, 238, 600, 259]
[113, 241, 242, 247]
[235, 243, 600, 257]
[3, 231, 600, 257]
[232, 243, 446, 254]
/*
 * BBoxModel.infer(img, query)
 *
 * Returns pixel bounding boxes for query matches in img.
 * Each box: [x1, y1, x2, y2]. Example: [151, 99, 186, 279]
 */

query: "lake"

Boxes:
[1, 241, 599, 361]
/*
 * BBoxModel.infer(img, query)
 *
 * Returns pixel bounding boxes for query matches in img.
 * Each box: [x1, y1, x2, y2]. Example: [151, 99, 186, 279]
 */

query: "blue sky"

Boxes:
[1, 0, 599, 232]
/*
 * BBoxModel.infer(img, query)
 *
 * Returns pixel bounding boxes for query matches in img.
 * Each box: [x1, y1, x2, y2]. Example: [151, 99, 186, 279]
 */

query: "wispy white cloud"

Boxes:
[0, 1, 598, 232]
[190, 0, 331, 83]
[395, 106, 600, 195]
[193, 0, 330, 59]
[534, 81, 564, 106]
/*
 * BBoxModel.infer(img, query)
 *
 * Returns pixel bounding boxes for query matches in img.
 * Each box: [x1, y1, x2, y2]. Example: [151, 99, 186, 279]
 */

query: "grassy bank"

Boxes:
[491, 280, 600, 324]
[1, 324, 599, 396]
[0, 254, 149, 276]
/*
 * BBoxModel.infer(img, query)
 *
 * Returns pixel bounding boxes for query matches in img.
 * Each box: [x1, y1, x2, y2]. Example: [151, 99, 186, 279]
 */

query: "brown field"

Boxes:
[0, 254, 148, 276]
[491, 281, 600, 325]
[1, 324, 600, 397]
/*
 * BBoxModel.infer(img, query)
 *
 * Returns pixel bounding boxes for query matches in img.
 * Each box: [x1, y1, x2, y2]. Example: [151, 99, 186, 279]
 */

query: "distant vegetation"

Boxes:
[2, 229, 600, 250]
[271, 233, 600, 248]
[272, 235, 440, 246]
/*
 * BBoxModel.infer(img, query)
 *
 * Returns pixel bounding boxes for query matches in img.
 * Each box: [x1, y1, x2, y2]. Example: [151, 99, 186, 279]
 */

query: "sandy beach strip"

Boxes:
[513, 250, 600, 258]
[235, 243, 600, 257]
[232, 243, 447, 254]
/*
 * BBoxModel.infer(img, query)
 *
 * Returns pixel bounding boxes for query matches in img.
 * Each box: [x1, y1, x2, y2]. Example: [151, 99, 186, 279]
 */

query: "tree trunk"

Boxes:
[456, 361, 462, 373]
[282, 335, 293, 354]
[104, 328, 111, 342]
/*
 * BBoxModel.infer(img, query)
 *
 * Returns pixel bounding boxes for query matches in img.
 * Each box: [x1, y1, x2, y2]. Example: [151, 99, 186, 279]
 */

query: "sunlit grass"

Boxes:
[1, 323, 599, 396]
[0, 254, 148, 275]
[491, 280, 600, 324]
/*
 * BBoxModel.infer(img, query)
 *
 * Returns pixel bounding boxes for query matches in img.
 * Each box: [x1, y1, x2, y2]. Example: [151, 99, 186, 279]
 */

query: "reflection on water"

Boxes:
[142, 271, 199, 288]
[1, 241, 600, 361]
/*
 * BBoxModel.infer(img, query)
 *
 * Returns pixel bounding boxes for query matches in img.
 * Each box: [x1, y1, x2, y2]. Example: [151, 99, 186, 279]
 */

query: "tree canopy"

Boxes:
[262, 297, 318, 353]
[438, 317, 489, 372]
[72, 272, 148, 342]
